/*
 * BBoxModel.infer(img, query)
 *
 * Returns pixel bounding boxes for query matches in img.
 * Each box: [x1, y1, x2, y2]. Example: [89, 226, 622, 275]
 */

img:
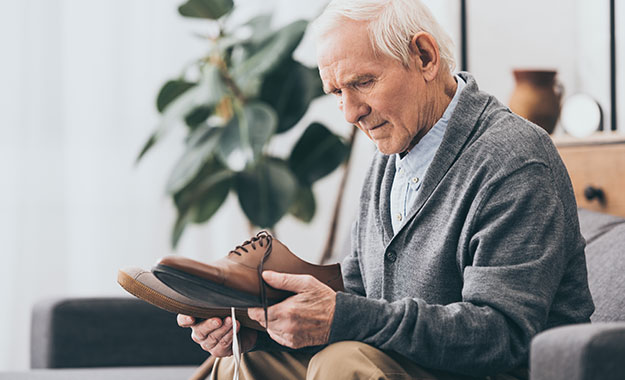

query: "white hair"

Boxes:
[312, 0, 456, 73]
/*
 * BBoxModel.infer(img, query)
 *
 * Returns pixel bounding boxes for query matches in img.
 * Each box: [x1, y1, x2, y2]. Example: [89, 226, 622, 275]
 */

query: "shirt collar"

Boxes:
[395, 75, 466, 183]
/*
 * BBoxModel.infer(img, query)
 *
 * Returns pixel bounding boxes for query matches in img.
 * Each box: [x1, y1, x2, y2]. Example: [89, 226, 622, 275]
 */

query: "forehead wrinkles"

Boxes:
[319, 60, 345, 92]
[320, 52, 384, 86]
[317, 26, 371, 90]
[317, 22, 389, 92]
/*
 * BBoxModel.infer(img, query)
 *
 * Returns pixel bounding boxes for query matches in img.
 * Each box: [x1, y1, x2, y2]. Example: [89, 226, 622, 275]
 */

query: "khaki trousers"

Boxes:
[209, 341, 527, 380]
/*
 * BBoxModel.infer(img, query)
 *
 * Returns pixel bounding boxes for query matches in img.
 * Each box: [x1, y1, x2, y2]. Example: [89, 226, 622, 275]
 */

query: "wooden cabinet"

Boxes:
[553, 133, 625, 217]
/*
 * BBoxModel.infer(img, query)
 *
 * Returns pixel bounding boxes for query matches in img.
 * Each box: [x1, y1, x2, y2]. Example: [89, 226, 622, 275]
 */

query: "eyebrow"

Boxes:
[324, 73, 377, 94]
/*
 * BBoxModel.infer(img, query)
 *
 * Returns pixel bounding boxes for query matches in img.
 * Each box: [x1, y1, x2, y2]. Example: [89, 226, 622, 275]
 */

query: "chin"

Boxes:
[376, 145, 401, 156]
[372, 136, 405, 155]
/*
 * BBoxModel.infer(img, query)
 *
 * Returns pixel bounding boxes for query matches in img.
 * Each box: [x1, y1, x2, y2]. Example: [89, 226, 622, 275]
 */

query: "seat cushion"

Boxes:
[578, 208, 625, 322]
[0, 367, 197, 380]
[31, 297, 209, 368]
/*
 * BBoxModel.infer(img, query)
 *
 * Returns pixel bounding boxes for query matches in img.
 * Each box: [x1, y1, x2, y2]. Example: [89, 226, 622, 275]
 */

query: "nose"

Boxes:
[341, 91, 370, 125]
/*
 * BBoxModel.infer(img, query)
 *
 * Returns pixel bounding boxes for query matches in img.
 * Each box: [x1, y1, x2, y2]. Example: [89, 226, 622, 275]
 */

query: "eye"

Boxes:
[356, 79, 374, 89]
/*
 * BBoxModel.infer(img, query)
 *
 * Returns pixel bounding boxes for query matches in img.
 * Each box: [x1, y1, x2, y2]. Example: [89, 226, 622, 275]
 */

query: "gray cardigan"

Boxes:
[328, 73, 594, 376]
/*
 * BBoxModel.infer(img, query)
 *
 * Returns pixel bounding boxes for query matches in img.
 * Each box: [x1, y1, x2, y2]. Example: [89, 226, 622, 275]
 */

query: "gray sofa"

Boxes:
[6, 209, 624, 379]
[530, 208, 625, 380]
[24, 298, 206, 379]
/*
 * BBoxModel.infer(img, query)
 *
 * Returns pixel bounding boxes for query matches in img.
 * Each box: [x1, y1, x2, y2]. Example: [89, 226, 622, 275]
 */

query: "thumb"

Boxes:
[262, 271, 318, 293]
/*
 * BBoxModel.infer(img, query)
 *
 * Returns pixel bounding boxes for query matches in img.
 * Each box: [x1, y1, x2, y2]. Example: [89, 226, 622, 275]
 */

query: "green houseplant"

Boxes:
[138, 0, 351, 248]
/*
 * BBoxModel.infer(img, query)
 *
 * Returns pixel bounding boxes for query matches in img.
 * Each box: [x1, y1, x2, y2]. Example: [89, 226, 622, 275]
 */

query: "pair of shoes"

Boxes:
[118, 231, 344, 331]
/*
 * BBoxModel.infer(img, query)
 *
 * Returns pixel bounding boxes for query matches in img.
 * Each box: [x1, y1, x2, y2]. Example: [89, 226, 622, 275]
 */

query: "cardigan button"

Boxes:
[385, 250, 397, 263]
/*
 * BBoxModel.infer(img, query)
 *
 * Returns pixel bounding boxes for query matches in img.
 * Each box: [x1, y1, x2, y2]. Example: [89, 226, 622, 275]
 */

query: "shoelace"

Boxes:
[231, 307, 240, 380]
[229, 232, 274, 380]
[230, 230, 273, 327]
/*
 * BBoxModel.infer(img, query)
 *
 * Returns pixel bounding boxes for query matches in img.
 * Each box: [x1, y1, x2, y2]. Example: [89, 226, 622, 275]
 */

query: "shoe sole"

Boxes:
[117, 269, 264, 331]
[152, 264, 286, 309]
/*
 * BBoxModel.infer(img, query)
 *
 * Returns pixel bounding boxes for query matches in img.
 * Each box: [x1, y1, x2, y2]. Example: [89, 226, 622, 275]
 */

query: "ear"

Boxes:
[409, 31, 440, 82]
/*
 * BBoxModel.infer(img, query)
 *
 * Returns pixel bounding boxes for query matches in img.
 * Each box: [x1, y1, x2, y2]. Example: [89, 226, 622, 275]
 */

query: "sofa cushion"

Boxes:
[577, 208, 625, 322]
[0, 366, 197, 380]
[31, 297, 209, 368]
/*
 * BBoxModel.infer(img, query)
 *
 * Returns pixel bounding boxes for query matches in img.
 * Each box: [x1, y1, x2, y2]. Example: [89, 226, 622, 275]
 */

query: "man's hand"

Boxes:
[177, 315, 257, 357]
[248, 271, 336, 349]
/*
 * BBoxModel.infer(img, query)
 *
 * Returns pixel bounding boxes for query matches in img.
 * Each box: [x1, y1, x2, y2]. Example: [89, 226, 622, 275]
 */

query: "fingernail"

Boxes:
[211, 319, 220, 328]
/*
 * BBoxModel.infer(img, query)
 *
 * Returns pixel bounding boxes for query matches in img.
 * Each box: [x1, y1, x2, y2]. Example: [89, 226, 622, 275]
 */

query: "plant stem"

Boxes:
[319, 125, 358, 265]
[221, 67, 246, 103]
[211, 54, 246, 103]
[212, 55, 247, 104]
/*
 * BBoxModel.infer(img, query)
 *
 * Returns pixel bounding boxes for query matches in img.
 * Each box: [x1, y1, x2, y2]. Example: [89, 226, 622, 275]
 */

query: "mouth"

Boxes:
[367, 121, 387, 131]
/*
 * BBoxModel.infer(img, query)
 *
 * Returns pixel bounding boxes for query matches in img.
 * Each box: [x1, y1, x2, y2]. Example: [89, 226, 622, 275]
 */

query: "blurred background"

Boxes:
[0, 0, 621, 371]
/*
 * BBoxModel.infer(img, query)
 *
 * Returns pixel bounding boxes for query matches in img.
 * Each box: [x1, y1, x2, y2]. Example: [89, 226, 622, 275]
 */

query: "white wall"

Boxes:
[468, 0, 613, 133]
[0, 0, 204, 370]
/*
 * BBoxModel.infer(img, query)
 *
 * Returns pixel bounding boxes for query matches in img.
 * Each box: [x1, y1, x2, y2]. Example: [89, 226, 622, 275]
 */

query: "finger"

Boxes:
[262, 271, 318, 293]
[194, 317, 223, 339]
[197, 317, 233, 351]
[247, 307, 267, 327]
[216, 319, 245, 351]
[231, 317, 241, 332]
[177, 314, 195, 327]
[217, 325, 236, 349]
[190, 318, 221, 343]
[249, 300, 292, 327]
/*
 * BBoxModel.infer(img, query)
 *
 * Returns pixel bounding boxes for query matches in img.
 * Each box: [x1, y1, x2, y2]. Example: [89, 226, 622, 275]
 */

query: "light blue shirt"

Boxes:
[390, 75, 466, 234]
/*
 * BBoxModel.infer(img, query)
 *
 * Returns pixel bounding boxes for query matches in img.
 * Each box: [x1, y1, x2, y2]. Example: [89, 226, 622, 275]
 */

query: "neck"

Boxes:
[403, 72, 457, 153]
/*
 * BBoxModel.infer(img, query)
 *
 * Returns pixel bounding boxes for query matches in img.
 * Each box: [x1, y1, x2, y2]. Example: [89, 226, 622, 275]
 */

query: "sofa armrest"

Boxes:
[31, 297, 208, 368]
[530, 322, 625, 380]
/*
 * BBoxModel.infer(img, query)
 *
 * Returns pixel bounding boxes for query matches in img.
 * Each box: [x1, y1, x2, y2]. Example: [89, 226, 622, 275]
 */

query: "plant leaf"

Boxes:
[217, 102, 277, 170]
[231, 19, 308, 98]
[289, 122, 350, 185]
[235, 159, 297, 228]
[192, 171, 232, 223]
[178, 0, 233, 19]
[140, 64, 227, 163]
[174, 157, 229, 205]
[166, 126, 224, 194]
[136, 132, 158, 162]
[157, 80, 196, 113]
[241, 13, 272, 34]
[158, 65, 227, 131]
[223, 13, 272, 44]
[171, 208, 195, 248]
[174, 171, 233, 225]
[260, 59, 324, 133]
[184, 105, 212, 128]
[221, 14, 274, 60]
[140, 77, 197, 161]
[289, 185, 316, 223]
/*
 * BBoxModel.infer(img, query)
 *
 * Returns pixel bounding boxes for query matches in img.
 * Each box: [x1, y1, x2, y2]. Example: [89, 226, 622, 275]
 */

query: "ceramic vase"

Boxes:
[509, 69, 562, 134]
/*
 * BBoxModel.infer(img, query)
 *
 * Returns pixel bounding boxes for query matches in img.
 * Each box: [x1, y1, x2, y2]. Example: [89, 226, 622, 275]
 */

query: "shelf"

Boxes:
[552, 132, 625, 147]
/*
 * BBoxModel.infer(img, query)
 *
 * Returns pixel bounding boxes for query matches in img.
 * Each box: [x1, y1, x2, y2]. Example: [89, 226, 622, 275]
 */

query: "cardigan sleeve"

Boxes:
[340, 220, 367, 297]
[328, 163, 592, 376]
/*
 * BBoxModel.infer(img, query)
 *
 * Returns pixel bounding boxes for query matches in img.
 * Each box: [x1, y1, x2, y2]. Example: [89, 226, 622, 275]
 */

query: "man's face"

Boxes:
[317, 20, 433, 155]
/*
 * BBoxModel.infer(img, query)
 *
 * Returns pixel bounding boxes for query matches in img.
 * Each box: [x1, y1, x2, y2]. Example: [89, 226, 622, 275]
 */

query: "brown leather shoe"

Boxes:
[152, 231, 344, 324]
[117, 267, 263, 330]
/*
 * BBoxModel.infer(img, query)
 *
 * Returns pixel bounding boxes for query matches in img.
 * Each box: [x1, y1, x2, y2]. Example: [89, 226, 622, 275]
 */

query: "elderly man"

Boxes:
[178, 0, 594, 379]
